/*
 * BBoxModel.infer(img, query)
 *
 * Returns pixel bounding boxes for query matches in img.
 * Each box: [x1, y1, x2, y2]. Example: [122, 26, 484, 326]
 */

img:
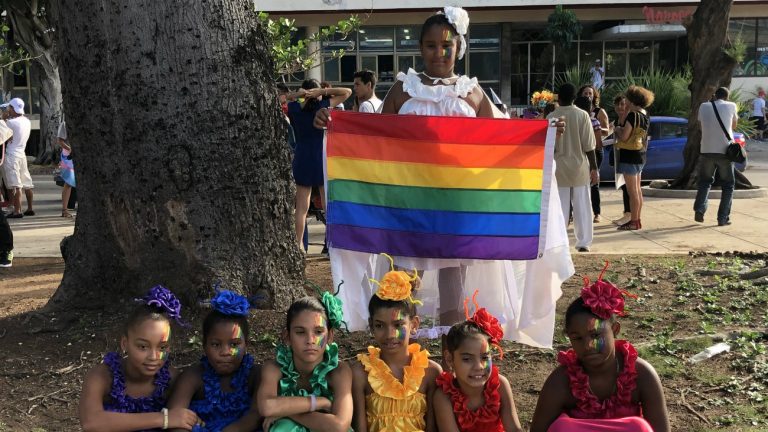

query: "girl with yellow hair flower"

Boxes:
[349, 254, 443, 432]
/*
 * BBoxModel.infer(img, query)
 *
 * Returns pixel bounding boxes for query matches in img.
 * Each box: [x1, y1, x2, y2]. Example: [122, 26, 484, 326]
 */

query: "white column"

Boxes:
[306, 26, 323, 82]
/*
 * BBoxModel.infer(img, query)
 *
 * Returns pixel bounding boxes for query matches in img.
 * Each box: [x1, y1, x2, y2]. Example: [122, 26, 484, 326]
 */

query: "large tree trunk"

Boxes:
[6, 0, 61, 165]
[671, 0, 746, 189]
[48, 0, 305, 311]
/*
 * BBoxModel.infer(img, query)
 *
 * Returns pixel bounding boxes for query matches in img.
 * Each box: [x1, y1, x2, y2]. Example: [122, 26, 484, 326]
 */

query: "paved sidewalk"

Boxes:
[8, 139, 768, 258]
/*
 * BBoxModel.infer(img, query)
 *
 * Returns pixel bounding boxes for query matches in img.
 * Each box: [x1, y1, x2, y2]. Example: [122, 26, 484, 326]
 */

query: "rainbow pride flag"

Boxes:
[325, 111, 555, 260]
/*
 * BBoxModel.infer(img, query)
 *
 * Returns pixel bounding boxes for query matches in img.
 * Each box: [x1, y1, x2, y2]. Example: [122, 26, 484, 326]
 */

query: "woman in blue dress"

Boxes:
[288, 79, 351, 250]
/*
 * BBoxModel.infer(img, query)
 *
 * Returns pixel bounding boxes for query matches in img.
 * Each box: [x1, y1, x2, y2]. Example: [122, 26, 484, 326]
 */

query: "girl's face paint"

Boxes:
[481, 339, 492, 375]
[312, 315, 328, 347]
[371, 308, 412, 351]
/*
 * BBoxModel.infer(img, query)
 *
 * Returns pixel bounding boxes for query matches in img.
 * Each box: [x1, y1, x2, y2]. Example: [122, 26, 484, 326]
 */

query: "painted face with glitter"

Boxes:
[312, 315, 328, 349]
[452, 334, 493, 389]
[567, 312, 618, 369]
[121, 318, 174, 378]
[204, 321, 247, 375]
[420, 24, 458, 78]
[370, 307, 413, 352]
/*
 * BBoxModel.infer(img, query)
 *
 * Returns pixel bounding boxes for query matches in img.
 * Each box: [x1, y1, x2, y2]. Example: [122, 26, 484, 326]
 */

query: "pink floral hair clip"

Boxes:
[580, 262, 637, 320]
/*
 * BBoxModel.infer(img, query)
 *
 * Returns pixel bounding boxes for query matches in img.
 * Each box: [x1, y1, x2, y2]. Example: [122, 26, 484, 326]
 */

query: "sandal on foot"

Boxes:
[23, 210, 35, 216]
[617, 220, 640, 231]
[61, 210, 73, 218]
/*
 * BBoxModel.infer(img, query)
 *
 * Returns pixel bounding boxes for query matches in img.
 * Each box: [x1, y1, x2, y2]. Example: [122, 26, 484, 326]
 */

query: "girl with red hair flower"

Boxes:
[530, 264, 670, 432]
[433, 292, 523, 432]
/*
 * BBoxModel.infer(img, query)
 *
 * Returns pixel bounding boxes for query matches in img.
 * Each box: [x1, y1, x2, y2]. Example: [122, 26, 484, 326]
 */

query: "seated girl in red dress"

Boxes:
[433, 291, 523, 432]
[530, 263, 670, 432]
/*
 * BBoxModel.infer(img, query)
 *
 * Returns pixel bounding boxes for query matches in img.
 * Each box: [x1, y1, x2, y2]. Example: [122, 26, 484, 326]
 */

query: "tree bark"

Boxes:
[671, 0, 741, 189]
[6, 0, 62, 165]
[49, 0, 305, 311]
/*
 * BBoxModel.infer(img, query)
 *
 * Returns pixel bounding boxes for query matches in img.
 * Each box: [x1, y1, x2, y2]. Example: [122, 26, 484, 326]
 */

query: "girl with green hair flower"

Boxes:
[256, 293, 353, 432]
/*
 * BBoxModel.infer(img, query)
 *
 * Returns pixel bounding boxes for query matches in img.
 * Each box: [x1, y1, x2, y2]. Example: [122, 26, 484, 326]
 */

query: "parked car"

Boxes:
[599, 116, 747, 182]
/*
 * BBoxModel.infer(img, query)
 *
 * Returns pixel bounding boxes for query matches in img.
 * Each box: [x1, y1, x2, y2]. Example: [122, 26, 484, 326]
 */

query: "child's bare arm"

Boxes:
[529, 367, 569, 432]
[432, 386, 460, 432]
[286, 362, 354, 432]
[498, 375, 523, 432]
[424, 359, 442, 432]
[79, 364, 197, 432]
[636, 358, 670, 432]
[166, 366, 202, 432]
[257, 361, 331, 418]
[350, 360, 369, 432]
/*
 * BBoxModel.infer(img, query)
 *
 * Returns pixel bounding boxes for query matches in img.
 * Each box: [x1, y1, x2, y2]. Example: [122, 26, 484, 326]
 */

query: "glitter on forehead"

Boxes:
[231, 324, 243, 340]
[162, 324, 171, 343]
[315, 315, 327, 328]
[391, 309, 404, 321]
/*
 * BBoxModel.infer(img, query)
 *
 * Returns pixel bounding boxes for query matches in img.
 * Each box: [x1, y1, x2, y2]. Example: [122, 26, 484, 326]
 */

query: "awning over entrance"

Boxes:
[593, 23, 686, 40]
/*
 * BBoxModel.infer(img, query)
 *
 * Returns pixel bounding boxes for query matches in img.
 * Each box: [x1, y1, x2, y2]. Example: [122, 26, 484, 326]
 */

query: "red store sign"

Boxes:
[643, 6, 693, 24]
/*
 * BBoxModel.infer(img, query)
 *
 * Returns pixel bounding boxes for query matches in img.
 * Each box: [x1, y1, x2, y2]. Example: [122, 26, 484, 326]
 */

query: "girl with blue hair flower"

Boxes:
[167, 288, 262, 431]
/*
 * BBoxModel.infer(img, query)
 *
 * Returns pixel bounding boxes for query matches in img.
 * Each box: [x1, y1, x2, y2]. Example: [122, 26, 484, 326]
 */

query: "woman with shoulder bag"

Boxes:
[614, 86, 654, 231]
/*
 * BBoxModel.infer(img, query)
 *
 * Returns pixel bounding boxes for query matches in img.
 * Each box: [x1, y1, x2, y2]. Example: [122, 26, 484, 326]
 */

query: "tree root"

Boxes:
[678, 388, 711, 424]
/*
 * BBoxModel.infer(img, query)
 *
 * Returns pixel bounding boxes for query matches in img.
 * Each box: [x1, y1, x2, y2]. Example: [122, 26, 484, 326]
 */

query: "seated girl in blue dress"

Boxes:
[79, 285, 199, 431]
[168, 289, 261, 431]
[257, 290, 353, 431]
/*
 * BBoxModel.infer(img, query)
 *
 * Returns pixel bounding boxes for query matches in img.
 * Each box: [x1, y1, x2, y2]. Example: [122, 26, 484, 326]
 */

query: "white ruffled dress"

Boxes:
[328, 69, 574, 348]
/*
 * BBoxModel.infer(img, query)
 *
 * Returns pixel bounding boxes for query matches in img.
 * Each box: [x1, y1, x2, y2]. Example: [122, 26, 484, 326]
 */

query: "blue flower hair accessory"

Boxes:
[308, 280, 348, 332]
[137, 285, 184, 325]
[209, 282, 252, 317]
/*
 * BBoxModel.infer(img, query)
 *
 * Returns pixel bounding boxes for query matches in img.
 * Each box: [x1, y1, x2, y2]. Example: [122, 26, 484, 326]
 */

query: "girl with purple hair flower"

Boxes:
[167, 288, 262, 431]
[79, 285, 199, 431]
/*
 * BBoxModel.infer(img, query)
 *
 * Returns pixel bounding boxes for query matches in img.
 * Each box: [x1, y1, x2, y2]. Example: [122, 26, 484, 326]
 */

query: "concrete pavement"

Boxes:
[7, 140, 768, 259]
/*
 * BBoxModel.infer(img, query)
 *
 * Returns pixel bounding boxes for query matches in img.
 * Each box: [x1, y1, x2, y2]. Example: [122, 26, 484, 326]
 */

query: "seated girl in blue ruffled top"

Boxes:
[79, 285, 199, 431]
[167, 288, 262, 431]
[257, 291, 353, 432]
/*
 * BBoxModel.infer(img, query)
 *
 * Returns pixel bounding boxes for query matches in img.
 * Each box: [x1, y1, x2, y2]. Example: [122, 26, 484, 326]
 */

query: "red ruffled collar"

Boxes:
[557, 340, 640, 419]
[435, 365, 503, 432]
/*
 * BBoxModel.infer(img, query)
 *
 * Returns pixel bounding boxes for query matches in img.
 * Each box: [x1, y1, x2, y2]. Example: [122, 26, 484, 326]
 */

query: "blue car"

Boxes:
[599, 116, 747, 181]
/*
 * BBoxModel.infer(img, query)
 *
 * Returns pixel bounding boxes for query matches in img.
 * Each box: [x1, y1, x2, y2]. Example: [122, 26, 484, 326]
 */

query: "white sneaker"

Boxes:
[613, 213, 631, 225]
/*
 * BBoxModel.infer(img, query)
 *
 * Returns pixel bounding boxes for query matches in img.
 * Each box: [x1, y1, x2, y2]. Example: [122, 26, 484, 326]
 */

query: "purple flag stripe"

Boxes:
[328, 224, 540, 260]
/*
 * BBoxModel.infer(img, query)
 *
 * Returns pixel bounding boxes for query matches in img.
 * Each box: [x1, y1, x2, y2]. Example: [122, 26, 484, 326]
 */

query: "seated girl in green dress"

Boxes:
[257, 292, 353, 432]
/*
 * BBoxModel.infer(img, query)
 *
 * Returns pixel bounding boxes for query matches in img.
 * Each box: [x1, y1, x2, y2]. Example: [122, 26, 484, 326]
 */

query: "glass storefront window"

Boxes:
[397, 26, 420, 51]
[757, 19, 768, 75]
[397, 55, 423, 74]
[629, 51, 651, 74]
[323, 58, 340, 82]
[340, 55, 357, 82]
[729, 19, 757, 76]
[470, 52, 499, 81]
[359, 26, 394, 51]
[469, 24, 500, 49]
[555, 44, 577, 72]
[321, 30, 356, 53]
[580, 42, 602, 70]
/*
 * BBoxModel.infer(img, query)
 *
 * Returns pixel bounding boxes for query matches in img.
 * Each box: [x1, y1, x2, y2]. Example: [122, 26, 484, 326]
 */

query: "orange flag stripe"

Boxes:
[327, 132, 546, 169]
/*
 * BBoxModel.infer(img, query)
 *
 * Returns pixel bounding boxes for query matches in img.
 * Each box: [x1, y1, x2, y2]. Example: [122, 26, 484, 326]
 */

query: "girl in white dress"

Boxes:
[317, 7, 574, 349]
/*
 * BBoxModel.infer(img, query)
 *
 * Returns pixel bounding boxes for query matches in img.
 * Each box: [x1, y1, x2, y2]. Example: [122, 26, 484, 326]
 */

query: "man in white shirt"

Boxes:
[1, 98, 34, 218]
[694, 87, 738, 226]
[352, 70, 382, 113]
[590, 59, 605, 90]
[547, 83, 598, 252]
[751, 90, 766, 140]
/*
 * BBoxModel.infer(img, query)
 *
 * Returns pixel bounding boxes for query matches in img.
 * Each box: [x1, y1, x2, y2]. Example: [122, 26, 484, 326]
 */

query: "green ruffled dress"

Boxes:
[270, 342, 348, 432]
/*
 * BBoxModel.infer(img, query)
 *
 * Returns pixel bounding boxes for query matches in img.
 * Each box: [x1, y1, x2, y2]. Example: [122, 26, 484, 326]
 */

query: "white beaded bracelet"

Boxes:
[162, 408, 169, 430]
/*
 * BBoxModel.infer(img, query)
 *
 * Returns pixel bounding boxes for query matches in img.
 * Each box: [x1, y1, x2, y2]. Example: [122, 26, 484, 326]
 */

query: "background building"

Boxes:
[259, 0, 768, 108]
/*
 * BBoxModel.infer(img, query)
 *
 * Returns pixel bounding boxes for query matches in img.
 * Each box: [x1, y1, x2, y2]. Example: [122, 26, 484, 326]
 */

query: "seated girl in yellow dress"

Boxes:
[350, 254, 443, 432]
